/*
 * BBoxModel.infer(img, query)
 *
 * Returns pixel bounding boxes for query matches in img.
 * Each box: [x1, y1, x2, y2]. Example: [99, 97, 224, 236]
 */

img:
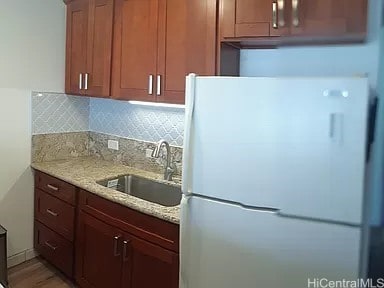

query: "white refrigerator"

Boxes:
[180, 75, 370, 288]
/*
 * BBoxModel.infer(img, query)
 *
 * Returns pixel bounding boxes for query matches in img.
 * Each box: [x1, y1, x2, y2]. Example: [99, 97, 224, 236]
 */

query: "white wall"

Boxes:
[240, 0, 384, 226]
[0, 1, 66, 91]
[0, 0, 66, 264]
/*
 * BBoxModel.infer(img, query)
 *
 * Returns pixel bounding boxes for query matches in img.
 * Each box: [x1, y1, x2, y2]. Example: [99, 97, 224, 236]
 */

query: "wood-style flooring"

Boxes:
[7, 257, 74, 288]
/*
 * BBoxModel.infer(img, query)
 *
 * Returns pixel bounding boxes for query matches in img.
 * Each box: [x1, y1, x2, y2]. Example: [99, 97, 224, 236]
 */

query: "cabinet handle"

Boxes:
[47, 184, 59, 191]
[292, 0, 299, 27]
[84, 73, 89, 90]
[277, 0, 285, 27]
[123, 240, 131, 262]
[148, 75, 153, 95]
[79, 73, 83, 90]
[272, 2, 278, 29]
[113, 235, 121, 256]
[156, 75, 161, 96]
[45, 241, 57, 251]
[46, 209, 58, 217]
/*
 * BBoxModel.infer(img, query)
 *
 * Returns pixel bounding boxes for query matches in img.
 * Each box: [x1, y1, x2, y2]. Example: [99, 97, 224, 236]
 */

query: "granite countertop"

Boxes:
[31, 157, 180, 224]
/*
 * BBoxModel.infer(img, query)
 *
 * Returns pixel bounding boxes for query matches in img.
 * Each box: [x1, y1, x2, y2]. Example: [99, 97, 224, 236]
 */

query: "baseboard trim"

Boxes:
[7, 249, 38, 268]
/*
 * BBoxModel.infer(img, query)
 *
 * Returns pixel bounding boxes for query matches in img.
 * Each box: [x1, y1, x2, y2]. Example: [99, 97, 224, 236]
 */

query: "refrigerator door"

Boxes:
[186, 76, 368, 224]
[180, 196, 361, 288]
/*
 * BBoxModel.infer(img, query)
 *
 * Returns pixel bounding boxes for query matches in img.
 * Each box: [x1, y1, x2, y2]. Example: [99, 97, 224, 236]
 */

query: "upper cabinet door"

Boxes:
[156, 0, 187, 104]
[65, 0, 89, 95]
[86, 0, 114, 97]
[289, 0, 367, 39]
[111, 0, 159, 101]
[221, 0, 289, 38]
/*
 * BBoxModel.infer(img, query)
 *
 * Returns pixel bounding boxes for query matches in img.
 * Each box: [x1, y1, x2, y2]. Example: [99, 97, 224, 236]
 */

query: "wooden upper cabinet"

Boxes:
[65, 0, 88, 95]
[112, 0, 189, 104]
[220, 0, 368, 44]
[122, 233, 179, 288]
[290, 0, 367, 39]
[111, 0, 158, 102]
[221, 0, 289, 38]
[65, 0, 113, 97]
[86, 0, 114, 97]
[156, 0, 187, 104]
[186, 0, 218, 76]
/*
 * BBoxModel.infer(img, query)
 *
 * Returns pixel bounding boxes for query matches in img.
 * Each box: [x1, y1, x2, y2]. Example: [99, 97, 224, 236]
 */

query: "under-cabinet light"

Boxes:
[128, 101, 185, 109]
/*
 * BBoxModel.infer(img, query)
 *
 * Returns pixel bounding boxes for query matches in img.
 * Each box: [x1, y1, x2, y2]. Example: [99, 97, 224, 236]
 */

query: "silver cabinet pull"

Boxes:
[47, 184, 59, 191]
[113, 235, 121, 256]
[79, 73, 83, 90]
[277, 0, 285, 27]
[45, 241, 57, 251]
[84, 73, 89, 90]
[292, 0, 299, 27]
[148, 75, 154, 95]
[123, 240, 131, 262]
[272, 2, 278, 29]
[46, 209, 58, 217]
[156, 75, 161, 96]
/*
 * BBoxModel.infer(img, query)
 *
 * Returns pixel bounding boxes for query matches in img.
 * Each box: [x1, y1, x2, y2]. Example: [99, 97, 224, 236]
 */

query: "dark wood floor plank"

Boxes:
[8, 257, 74, 288]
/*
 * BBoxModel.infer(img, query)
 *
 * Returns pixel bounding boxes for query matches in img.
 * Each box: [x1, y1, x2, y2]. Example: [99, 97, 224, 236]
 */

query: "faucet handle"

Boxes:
[151, 145, 160, 157]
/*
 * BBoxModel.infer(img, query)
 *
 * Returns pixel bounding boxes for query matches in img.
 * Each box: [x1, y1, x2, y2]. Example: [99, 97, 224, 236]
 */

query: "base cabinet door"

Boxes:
[76, 212, 123, 288]
[121, 234, 179, 288]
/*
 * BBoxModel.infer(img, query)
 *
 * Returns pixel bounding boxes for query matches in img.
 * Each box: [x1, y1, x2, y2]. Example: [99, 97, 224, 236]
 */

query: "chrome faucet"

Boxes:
[152, 140, 175, 181]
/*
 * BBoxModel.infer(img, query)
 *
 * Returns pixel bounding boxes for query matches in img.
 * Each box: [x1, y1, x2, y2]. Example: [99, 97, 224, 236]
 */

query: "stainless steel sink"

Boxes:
[97, 175, 182, 207]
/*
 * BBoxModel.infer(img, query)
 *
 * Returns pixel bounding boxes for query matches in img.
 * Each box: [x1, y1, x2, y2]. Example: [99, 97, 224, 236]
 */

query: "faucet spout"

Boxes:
[152, 140, 175, 181]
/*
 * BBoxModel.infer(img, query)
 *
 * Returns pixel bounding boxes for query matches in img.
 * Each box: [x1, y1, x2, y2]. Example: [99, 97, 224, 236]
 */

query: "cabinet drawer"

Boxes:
[35, 189, 75, 241]
[34, 221, 74, 278]
[79, 190, 179, 252]
[35, 171, 76, 205]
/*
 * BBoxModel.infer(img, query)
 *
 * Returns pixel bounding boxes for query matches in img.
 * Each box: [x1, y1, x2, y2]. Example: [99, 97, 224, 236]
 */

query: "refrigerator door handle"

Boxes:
[329, 113, 344, 144]
[179, 195, 191, 288]
[182, 74, 197, 196]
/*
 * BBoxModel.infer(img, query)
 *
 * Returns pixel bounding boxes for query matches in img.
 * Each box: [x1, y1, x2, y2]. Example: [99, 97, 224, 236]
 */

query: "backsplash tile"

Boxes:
[32, 132, 89, 162]
[32, 92, 89, 135]
[89, 131, 183, 177]
[89, 98, 185, 146]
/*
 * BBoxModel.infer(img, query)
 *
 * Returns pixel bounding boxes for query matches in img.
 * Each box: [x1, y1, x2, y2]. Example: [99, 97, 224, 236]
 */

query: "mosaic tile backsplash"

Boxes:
[89, 98, 185, 146]
[32, 93, 185, 146]
[32, 92, 89, 134]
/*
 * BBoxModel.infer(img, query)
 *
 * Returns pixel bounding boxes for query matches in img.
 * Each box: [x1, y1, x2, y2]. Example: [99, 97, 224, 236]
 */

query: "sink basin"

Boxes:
[97, 175, 182, 207]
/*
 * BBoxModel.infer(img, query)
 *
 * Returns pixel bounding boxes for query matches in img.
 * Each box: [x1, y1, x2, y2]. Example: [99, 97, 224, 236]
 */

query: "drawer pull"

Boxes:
[123, 240, 131, 262]
[45, 241, 57, 251]
[46, 209, 58, 217]
[113, 235, 121, 256]
[47, 184, 59, 191]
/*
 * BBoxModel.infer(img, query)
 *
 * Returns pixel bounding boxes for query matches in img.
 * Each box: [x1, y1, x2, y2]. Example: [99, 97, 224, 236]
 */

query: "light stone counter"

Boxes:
[31, 157, 180, 224]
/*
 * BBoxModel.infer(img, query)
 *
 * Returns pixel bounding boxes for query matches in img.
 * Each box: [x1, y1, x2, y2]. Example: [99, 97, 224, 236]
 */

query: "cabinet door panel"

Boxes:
[86, 0, 114, 97]
[186, 0, 217, 76]
[76, 212, 123, 288]
[122, 234, 179, 288]
[65, 0, 88, 95]
[221, 0, 288, 38]
[290, 0, 367, 38]
[112, 0, 158, 101]
[157, 0, 187, 104]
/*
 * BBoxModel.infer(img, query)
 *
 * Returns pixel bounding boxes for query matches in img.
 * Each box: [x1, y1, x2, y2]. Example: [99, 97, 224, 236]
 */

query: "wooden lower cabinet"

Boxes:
[34, 172, 180, 288]
[76, 211, 123, 288]
[122, 233, 179, 288]
[76, 191, 180, 288]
